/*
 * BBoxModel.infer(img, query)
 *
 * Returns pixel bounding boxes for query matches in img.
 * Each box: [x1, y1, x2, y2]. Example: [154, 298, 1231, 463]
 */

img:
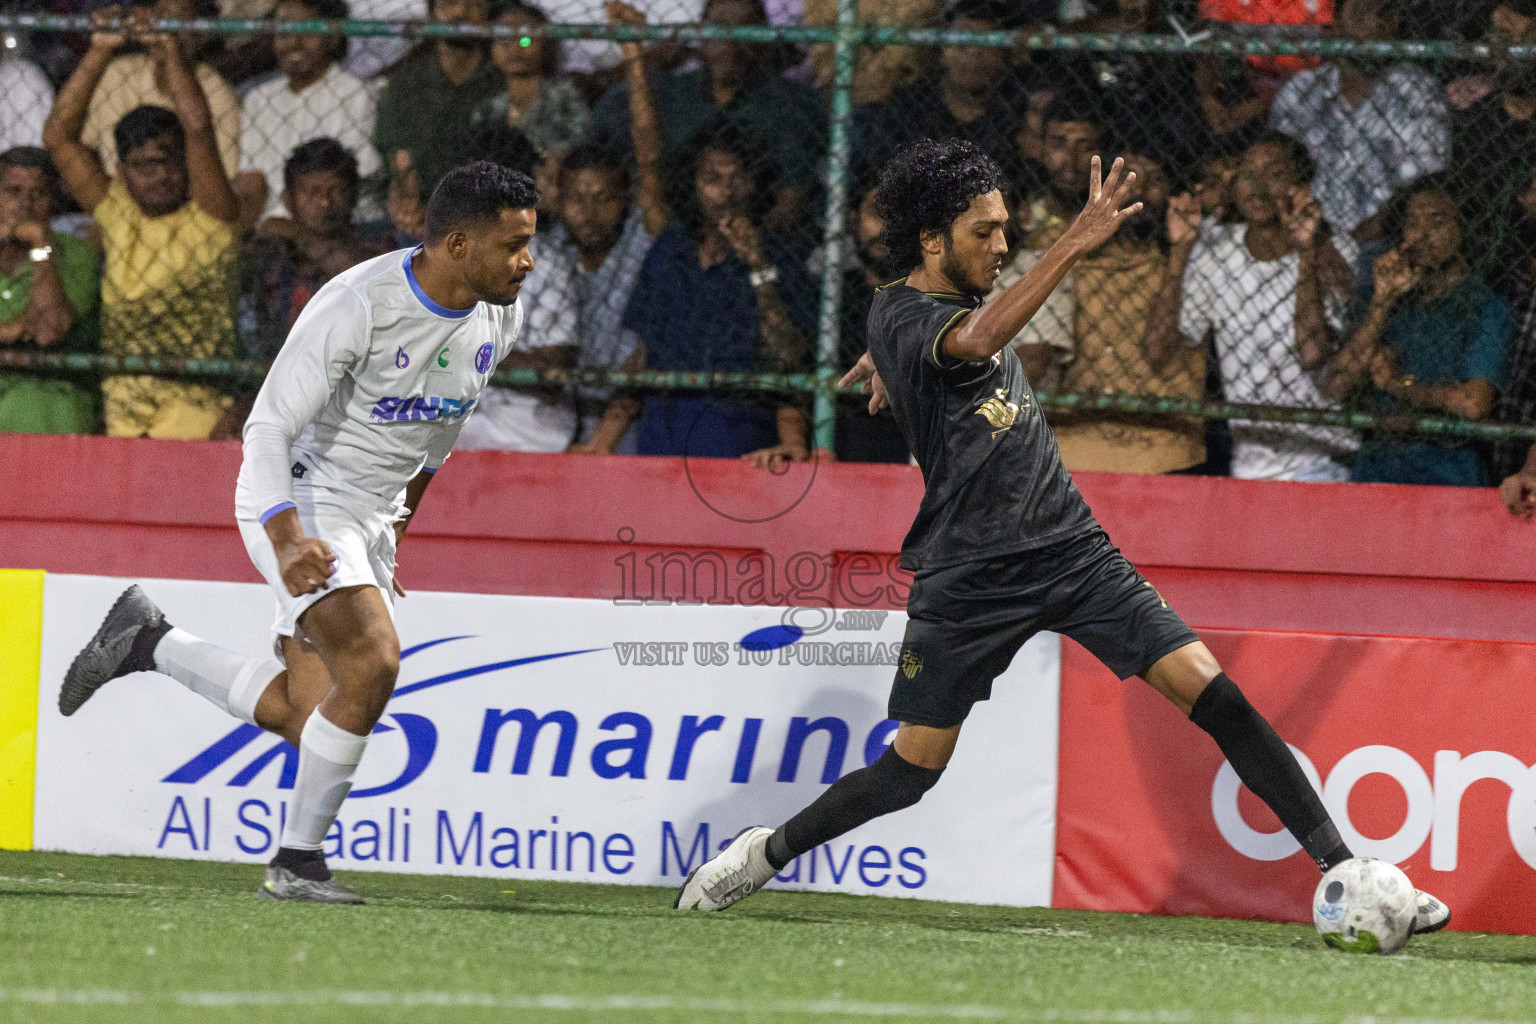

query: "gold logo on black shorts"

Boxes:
[900, 650, 924, 679]
[1143, 580, 1168, 608]
[975, 389, 1021, 437]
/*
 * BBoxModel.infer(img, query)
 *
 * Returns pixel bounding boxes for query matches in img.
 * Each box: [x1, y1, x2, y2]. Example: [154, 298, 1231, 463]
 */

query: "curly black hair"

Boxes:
[875, 139, 1004, 276]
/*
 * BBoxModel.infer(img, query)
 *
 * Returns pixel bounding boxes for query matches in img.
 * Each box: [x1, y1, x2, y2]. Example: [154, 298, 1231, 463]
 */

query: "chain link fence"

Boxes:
[0, 0, 1533, 484]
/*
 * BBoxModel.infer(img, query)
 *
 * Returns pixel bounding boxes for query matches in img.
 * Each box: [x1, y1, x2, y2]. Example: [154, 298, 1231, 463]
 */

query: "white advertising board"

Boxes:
[34, 574, 1061, 906]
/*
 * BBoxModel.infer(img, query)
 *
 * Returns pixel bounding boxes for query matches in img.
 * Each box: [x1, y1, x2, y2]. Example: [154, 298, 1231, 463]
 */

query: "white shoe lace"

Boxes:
[702, 864, 753, 905]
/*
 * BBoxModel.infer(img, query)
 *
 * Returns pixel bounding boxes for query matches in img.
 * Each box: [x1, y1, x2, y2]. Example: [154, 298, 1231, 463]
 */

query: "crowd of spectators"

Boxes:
[0, 0, 1533, 488]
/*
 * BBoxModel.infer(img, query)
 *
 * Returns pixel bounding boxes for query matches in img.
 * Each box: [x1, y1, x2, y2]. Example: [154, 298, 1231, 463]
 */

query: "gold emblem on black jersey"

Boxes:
[975, 389, 1022, 437]
[900, 649, 924, 679]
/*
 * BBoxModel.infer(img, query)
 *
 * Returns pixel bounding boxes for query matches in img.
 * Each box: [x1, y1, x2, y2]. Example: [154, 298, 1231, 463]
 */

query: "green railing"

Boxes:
[3, 14, 1532, 449]
[7, 349, 1532, 442]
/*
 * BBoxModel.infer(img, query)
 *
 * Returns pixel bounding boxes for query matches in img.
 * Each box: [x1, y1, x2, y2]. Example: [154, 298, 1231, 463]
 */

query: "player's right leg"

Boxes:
[60, 584, 285, 725]
[1056, 534, 1450, 933]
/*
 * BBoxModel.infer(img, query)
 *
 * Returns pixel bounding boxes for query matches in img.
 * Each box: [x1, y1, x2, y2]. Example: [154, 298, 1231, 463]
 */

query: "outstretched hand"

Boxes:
[839, 351, 889, 415]
[1062, 156, 1142, 255]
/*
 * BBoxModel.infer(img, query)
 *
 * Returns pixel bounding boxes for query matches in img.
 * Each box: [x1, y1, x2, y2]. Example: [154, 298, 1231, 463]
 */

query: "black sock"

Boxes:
[1190, 674, 1352, 872]
[271, 846, 331, 882]
[764, 745, 944, 871]
[125, 617, 173, 675]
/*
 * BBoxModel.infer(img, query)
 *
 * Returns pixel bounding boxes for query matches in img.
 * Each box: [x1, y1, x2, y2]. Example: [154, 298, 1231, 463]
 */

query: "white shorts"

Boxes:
[237, 491, 397, 643]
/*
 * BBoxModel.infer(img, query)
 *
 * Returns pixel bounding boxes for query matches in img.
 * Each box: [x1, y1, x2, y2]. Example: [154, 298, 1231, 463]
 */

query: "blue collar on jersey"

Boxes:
[405, 247, 476, 319]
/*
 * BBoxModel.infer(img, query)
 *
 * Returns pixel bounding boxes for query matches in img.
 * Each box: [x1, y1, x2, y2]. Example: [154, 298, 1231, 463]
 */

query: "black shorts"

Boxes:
[889, 528, 1199, 728]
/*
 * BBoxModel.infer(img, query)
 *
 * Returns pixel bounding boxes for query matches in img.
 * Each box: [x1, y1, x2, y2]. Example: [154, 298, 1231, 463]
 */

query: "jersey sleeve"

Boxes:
[240, 283, 371, 521]
[885, 289, 978, 382]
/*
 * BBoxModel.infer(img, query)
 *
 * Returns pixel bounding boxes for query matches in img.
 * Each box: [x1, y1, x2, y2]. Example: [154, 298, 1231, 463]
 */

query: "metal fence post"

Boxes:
[812, 0, 859, 454]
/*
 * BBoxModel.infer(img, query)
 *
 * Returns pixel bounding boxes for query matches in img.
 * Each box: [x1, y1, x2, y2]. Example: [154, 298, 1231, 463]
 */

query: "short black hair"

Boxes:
[558, 141, 631, 195]
[876, 138, 1004, 274]
[114, 105, 184, 162]
[424, 160, 539, 243]
[1381, 170, 1461, 247]
[1042, 88, 1109, 136]
[0, 145, 57, 175]
[283, 137, 359, 195]
[0, 146, 63, 209]
[454, 119, 540, 176]
[1246, 130, 1317, 186]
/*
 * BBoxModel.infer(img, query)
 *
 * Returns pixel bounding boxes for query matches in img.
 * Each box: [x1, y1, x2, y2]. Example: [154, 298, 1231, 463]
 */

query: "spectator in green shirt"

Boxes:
[0, 147, 100, 434]
[375, 0, 503, 239]
[591, 0, 825, 238]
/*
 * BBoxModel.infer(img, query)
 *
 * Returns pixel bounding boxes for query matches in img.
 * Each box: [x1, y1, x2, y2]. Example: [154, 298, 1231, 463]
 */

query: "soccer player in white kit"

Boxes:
[58, 162, 539, 903]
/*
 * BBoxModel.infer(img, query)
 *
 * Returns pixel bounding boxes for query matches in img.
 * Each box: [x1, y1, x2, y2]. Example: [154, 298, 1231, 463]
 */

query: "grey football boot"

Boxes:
[259, 866, 366, 905]
[59, 585, 168, 716]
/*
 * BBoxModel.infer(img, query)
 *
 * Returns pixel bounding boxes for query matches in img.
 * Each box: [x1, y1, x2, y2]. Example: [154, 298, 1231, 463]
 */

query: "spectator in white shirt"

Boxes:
[237, 0, 381, 229]
[0, 58, 54, 153]
[1269, 0, 1449, 241]
[1145, 132, 1360, 482]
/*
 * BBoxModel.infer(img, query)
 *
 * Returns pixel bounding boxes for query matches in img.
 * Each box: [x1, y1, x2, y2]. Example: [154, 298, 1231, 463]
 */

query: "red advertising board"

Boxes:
[1054, 629, 1536, 934]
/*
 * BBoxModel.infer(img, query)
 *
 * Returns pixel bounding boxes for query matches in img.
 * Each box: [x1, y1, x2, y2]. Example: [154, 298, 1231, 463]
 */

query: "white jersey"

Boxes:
[236, 247, 525, 523]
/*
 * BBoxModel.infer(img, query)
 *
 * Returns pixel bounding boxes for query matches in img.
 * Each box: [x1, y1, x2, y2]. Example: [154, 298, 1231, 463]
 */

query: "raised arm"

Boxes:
[147, 28, 239, 224]
[1142, 190, 1202, 370]
[942, 156, 1141, 364]
[1283, 187, 1349, 371]
[607, 0, 670, 236]
[41, 9, 122, 213]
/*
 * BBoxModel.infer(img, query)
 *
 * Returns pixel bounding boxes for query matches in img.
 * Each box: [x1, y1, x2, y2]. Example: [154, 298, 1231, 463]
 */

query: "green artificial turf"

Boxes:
[3, 850, 1536, 1023]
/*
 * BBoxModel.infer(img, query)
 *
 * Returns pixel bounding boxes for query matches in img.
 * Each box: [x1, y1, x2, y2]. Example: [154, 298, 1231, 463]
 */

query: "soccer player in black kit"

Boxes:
[675, 138, 1449, 932]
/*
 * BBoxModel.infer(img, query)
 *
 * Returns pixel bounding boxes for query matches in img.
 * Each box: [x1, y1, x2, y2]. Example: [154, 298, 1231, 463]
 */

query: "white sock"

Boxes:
[153, 628, 281, 726]
[279, 710, 370, 851]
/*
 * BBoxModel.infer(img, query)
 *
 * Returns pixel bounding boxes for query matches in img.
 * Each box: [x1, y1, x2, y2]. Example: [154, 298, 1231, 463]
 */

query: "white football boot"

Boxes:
[674, 826, 776, 911]
[1412, 889, 1451, 934]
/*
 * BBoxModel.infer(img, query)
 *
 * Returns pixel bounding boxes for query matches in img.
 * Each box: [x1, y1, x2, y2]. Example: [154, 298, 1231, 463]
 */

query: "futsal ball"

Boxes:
[1313, 856, 1417, 954]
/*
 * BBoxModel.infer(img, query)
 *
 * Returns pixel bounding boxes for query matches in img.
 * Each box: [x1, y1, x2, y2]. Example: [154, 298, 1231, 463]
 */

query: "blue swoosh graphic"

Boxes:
[391, 649, 605, 698]
[401, 635, 476, 659]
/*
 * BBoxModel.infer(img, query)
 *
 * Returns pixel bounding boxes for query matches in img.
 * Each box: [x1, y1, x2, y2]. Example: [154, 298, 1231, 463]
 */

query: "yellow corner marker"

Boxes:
[0, 569, 44, 851]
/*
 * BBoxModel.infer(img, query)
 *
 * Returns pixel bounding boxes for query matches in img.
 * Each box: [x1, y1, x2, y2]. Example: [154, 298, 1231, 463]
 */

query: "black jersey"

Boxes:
[866, 280, 1097, 571]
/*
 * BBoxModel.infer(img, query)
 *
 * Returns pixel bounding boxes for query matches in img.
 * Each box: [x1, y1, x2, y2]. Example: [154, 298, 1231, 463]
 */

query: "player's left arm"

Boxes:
[943, 157, 1140, 364]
